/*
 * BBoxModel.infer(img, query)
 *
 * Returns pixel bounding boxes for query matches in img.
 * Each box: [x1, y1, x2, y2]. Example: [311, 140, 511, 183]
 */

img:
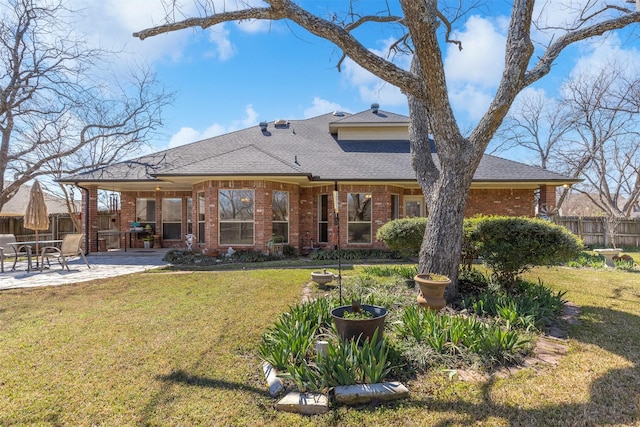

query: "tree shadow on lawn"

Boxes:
[403, 305, 640, 425]
[156, 369, 270, 397]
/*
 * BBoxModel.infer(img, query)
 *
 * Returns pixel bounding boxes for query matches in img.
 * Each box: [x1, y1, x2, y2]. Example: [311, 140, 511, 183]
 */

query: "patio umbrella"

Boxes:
[24, 180, 49, 257]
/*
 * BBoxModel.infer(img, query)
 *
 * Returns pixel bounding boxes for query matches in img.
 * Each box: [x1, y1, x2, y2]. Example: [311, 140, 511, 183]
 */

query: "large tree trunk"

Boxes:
[407, 58, 478, 303]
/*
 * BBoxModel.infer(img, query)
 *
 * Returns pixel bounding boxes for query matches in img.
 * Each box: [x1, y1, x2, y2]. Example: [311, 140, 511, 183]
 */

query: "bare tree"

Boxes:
[554, 64, 640, 218]
[0, 0, 172, 219]
[492, 91, 573, 171]
[134, 0, 640, 300]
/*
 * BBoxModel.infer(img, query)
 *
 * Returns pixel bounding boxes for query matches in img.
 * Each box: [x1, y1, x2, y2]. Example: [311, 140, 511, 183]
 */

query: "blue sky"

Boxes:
[73, 1, 640, 161]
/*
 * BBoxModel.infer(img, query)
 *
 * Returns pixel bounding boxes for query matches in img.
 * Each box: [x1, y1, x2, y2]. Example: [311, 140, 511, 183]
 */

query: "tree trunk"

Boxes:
[408, 87, 477, 303]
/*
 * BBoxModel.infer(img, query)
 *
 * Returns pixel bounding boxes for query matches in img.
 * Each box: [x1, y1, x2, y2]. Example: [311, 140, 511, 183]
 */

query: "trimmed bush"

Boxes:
[468, 216, 583, 287]
[375, 217, 427, 256]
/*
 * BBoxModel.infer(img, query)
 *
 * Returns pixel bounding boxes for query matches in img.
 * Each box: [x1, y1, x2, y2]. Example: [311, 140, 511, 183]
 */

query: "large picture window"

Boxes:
[272, 191, 289, 244]
[136, 198, 156, 231]
[347, 193, 372, 244]
[162, 198, 182, 240]
[219, 189, 254, 245]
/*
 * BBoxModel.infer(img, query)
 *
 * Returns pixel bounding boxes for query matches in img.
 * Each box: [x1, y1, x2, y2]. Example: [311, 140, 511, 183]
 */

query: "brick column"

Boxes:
[82, 185, 99, 252]
[538, 185, 557, 216]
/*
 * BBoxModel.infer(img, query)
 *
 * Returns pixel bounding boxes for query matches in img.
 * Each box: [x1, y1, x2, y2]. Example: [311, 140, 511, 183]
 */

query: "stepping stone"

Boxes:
[262, 362, 283, 397]
[334, 382, 409, 405]
[276, 392, 329, 415]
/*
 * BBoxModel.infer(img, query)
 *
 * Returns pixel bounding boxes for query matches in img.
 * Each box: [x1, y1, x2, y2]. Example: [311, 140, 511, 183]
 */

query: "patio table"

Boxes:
[7, 240, 63, 272]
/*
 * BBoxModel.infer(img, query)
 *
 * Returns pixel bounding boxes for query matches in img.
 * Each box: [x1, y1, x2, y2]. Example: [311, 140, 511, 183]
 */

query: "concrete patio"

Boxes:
[0, 248, 171, 291]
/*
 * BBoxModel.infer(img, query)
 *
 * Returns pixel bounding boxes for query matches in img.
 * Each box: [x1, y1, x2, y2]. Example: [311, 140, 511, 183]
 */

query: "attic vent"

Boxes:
[371, 103, 380, 114]
[274, 119, 289, 129]
[332, 111, 345, 116]
[259, 121, 268, 132]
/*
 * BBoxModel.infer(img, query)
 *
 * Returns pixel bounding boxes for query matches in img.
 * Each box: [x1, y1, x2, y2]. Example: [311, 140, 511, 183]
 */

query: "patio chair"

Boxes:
[40, 234, 90, 272]
[0, 234, 19, 273]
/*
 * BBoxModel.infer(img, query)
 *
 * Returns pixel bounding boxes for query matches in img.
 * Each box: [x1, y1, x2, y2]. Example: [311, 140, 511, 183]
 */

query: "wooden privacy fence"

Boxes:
[554, 216, 640, 248]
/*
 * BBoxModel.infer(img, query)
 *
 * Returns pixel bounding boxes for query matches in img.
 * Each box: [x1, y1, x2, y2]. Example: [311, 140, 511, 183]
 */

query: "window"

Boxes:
[219, 189, 254, 245]
[404, 196, 425, 218]
[272, 191, 289, 244]
[187, 197, 193, 235]
[318, 194, 328, 243]
[391, 194, 400, 220]
[136, 198, 156, 232]
[347, 193, 372, 243]
[197, 192, 205, 244]
[162, 198, 182, 240]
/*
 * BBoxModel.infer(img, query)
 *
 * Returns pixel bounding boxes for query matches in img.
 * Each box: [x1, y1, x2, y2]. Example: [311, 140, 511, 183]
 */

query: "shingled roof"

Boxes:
[62, 108, 576, 188]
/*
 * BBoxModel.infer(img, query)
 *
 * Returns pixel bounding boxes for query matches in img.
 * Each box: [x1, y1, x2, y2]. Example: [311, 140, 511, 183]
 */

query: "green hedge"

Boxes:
[468, 216, 583, 286]
[375, 217, 427, 256]
[376, 215, 583, 289]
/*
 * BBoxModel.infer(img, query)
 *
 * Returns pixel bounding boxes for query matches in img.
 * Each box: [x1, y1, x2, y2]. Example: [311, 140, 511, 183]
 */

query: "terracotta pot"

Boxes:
[331, 304, 387, 343]
[414, 273, 451, 311]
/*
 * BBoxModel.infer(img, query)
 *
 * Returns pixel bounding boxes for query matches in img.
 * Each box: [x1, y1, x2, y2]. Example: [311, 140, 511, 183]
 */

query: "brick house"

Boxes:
[61, 106, 578, 253]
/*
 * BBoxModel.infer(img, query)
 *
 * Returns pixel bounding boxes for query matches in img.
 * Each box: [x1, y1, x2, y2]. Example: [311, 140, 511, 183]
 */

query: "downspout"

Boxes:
[74, 182, 90, 255]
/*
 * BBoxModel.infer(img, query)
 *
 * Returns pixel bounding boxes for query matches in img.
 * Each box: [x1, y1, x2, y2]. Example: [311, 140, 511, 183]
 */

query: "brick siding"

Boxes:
[115, 182, 550, 254]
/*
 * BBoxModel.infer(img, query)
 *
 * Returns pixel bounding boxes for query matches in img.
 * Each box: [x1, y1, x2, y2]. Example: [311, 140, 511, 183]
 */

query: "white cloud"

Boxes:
[71, 0, 194, 65]
[341, 38, 410, 108]
[570, 33, 640, 78]
[448, 85, 495, 123]
[233, 105, 260, 129]
[207, 24, 237, 61]
[166, 104, 258, 148]
[168, 127, 202, 148]
[441, 15, 509, 125]
[303, 98, 347, 118]
[444, 15, 506, 89]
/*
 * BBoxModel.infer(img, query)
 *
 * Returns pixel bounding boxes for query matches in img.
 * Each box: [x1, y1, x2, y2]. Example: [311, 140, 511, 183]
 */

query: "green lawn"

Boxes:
[1, 265, 639, 426]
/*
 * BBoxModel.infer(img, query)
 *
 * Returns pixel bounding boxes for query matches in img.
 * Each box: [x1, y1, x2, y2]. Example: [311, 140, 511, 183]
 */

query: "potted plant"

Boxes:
[142, 235, 154, 249]
[331, 299, 387, 343]
[414, 273, 451, 311]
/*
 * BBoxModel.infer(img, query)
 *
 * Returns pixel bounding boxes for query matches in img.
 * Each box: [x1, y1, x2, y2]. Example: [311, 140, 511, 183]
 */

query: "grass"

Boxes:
[1, 264, 639, 425]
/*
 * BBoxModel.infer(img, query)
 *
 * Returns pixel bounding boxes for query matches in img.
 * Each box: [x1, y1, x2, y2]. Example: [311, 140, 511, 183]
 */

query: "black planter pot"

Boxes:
[331, 304, 387, 343]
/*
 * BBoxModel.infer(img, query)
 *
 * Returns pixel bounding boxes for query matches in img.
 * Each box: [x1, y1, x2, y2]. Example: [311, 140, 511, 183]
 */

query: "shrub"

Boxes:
[309, 248, 402, 261]
[468, 216, 583, 288]
[565, 251, 605, 268]
[375, 217, 428, 256]
[395, 305, 530, 364]
[461, 278, 567, 330]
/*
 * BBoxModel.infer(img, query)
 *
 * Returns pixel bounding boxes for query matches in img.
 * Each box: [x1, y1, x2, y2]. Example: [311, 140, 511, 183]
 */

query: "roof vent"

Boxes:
[371, 103, 380, 114]
[259, 121, 268, 132]
[332, 111, 345, 116]
[274, 119, 289, 129]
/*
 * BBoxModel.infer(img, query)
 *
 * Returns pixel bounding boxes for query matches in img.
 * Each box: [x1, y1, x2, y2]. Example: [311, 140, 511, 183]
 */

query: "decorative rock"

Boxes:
[334, 382, 409, 405]
[276, 392, 329, 415]
[262, 362, 284, 397]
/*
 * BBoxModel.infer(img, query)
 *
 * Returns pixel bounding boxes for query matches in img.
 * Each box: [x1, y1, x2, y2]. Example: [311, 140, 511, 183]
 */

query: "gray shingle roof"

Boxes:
[62, 109, 575, 186]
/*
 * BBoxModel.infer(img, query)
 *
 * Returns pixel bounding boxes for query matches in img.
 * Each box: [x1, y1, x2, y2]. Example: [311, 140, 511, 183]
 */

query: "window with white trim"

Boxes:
[136, 198, 156, 232]
[162, 198, 182, 240]
[272, 191, 289, 244]
[347, 193, 372, 244]
[219, 189, 254, 245]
